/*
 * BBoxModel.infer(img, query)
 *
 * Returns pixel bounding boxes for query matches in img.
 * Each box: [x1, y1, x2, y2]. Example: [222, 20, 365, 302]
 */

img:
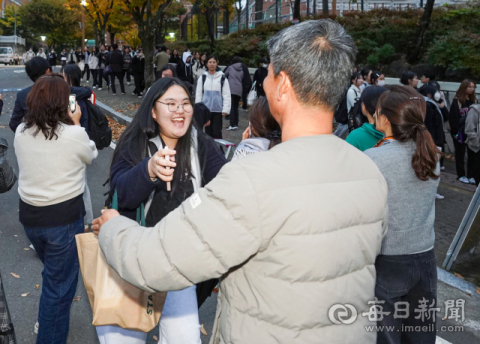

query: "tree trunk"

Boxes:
[408, 0, 435, 63]
[109, 31, 116, 44]
[224, 8, 230, 34]
[205, 8, 215, 47]
[99, 25, 106, 46]
[322, 0, 329, 15]
[140, 28, 155, 89]
[255, 0, 263, 27]
[294, 0, 301, 20]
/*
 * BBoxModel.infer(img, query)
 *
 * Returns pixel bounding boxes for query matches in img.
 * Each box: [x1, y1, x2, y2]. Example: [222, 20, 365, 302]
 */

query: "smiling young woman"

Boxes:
[98, 77, 227, 344]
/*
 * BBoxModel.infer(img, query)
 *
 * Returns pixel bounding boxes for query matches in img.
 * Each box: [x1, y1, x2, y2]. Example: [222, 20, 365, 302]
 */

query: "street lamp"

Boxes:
[169, 32, 175, 42]
[41, 36, 46, 50]
[81, 0, 87, 51]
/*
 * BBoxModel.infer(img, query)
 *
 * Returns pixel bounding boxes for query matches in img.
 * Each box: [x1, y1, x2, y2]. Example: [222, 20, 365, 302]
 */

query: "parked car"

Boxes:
[0, 47, 14, 65]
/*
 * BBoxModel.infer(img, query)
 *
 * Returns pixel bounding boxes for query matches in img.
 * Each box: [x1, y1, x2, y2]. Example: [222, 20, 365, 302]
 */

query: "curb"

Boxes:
[97, 100, 132, 126]
[437, 267, 479, 298]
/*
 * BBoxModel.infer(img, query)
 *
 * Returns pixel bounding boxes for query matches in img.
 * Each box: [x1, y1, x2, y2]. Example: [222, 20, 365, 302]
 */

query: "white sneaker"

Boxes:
[86, 80, 89, 83]
[469, 178, 476, 185]
[34, 321, 39, 334]
[435, 193, 445, 200]
[93, 86, 96, 89]
[127, 82, 131, 86]
[226, 126, 234, 131]
[459, 176, 469, 184]
[80, 78, 83, 81]
[440, 166, 445, 171]
[97, 88, 103, 91]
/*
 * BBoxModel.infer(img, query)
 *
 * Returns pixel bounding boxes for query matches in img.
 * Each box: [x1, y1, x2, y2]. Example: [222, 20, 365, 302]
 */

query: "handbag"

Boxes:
[247, 81, 257, 106]
[104, 65, 112, 76]
[75, 190, 165, 332]
[0, 271, 16, 344]
[0, 138, 17, 194]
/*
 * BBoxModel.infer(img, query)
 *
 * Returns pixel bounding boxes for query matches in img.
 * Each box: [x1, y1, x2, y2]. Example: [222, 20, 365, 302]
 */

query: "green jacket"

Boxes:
[346, 123, 384, 151]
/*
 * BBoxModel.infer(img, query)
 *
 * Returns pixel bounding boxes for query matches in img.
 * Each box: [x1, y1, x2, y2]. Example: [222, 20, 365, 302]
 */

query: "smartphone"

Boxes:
[69, 94, 76, 113]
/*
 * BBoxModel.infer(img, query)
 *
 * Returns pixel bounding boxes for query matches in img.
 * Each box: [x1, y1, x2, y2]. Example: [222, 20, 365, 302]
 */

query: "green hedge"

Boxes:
[167, 4, 480, 74]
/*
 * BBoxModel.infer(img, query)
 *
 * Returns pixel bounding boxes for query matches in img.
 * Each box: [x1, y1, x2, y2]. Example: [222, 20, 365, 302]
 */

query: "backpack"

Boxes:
[85, 100, 112, 150]
[334, 90, 350, 125]
[0, 138, 17, 194]
[348, 98, 365, 133]
[202, 74, 226, 97]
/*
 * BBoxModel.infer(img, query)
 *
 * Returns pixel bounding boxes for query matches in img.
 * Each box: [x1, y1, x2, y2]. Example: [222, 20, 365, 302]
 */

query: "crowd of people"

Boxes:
[3, 18, 479, 344]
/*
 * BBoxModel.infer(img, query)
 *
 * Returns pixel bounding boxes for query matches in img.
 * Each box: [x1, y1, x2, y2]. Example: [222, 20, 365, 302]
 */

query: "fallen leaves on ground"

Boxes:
[72, 296, 81, 302]
[201, 324, 208, 336]
[21, 292, 30, 297]
[212, 286, 219, 294]
[454, 272, 465, 279]
[153, 336, 158, 341]
[35, 284, 39, 289]
[10, 273, 20, 278]
[114, 108, 125, 113]
[24, 248, 30, 251]
[127, 103, 141, 111]
[107, 116, 127, 141]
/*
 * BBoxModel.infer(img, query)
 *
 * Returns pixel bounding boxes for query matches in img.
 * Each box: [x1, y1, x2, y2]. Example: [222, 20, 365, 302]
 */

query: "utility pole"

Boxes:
[81, 1, 87, 51]
[14, 6, 17, 53]
[275, 0, 279, 24]
[246, 0, 249, 30]
[307, 0, 310, 16]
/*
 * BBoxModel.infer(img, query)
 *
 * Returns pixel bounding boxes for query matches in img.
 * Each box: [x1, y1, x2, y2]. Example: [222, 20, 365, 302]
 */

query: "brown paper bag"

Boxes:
[76, 233, 166, 332]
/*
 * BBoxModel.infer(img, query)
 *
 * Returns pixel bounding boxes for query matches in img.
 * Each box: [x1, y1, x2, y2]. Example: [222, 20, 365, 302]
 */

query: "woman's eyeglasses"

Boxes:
[157, 101, 193, 113]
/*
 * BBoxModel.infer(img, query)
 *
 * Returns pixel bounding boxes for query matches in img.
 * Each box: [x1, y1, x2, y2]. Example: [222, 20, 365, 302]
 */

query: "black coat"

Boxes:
[425, 100, 445, 147]
[131, 56, 145, 74]
[9, 86, 32, 132]
[109, 50, 124, 73]
[48, 53, 57, 66]
[176, 60, 194, 85]
[253, 66, 268, 97]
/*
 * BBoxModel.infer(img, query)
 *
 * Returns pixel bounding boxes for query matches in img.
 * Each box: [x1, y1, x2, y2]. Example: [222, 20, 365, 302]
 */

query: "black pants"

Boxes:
[91, 69, 98, 87]
[467, 147, 480, 185]
[122, 70, 131, 83]
[133, 72, 144, 95]
[205, 112, 223, 139]
[98, 69, 110, 88]
[452, 133, 474, 179]
[110, 71, 125, 94]
[230, 95, 241, 127]
[375, 249, 437, 344]
[82, 64, 90, 81]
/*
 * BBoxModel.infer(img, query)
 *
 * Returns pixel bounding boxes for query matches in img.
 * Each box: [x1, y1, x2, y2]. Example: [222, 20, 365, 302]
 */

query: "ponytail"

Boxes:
[410, 125, 440, 181]
[377, 86, 440, 181]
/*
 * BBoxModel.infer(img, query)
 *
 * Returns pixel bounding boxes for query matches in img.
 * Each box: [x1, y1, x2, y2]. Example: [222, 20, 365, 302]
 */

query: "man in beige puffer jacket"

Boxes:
[94, 19, 388, 344]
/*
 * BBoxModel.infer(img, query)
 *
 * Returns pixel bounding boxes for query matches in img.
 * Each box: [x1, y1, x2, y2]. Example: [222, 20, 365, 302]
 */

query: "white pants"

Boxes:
[96, 285, 201, 344]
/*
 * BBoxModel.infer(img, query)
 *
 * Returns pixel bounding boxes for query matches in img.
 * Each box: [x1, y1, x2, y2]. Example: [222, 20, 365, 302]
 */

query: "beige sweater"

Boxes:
[15, 123, 98, 206]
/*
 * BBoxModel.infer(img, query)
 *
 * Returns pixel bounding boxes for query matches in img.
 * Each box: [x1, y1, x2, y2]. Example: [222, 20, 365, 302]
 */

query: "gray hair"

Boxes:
[267, 19, 357, 111]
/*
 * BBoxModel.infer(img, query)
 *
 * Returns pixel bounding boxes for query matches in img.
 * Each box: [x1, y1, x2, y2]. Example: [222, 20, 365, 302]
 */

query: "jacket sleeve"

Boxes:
[111, 155, 162, 210]
[9, 91, 26, 132]
[222, 78, 231, 114]
[346, 88, 355, 112]
[195, 76, 203, 104]
[465, 106, 479, 140]
[449, 99, 460, 135]
[99, 162, 263, 293]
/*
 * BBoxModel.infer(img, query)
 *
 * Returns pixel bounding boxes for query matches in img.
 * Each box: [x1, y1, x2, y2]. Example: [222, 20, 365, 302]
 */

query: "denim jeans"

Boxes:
[375, 249, 437, 344]
[24, 217, 84, 344]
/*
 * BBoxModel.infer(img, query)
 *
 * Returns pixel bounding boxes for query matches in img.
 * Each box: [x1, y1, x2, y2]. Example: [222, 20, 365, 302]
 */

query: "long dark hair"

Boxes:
[249, 96, 281, 149]
[361, 86, 387, 117]
[61, 64, 82, 87]
[24, 74, 73, 140]
[111, 78, 195, 195]
[456, 79, 477, 104]
[159, 64, 178, 78]
[377, 85, 440, 181]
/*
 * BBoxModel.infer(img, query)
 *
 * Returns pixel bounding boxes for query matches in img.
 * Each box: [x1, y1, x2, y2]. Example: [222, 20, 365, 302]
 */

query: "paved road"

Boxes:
[1, 66, 480, 344]
[0, 66, 217, 344]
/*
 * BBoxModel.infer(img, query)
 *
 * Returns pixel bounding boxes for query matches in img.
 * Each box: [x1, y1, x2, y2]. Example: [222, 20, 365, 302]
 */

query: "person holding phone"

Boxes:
[96, 78, 226, 344]
[14, 74, 97, 343]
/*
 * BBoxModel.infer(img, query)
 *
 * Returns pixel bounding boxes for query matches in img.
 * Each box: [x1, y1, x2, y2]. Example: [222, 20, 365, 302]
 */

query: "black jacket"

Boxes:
[9, 86, 32, 132]
[424, 99, 445, 147]
[449, 98, 475, 136]
[96, 51, 109, 69]
[70, 87, 93, 129]
[131, 56, 145, 74]
[176, 60, 194, 85]
[48, 53, 57, 66]
[253, 66, 268, 97]
[109, 50, 124, 73]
